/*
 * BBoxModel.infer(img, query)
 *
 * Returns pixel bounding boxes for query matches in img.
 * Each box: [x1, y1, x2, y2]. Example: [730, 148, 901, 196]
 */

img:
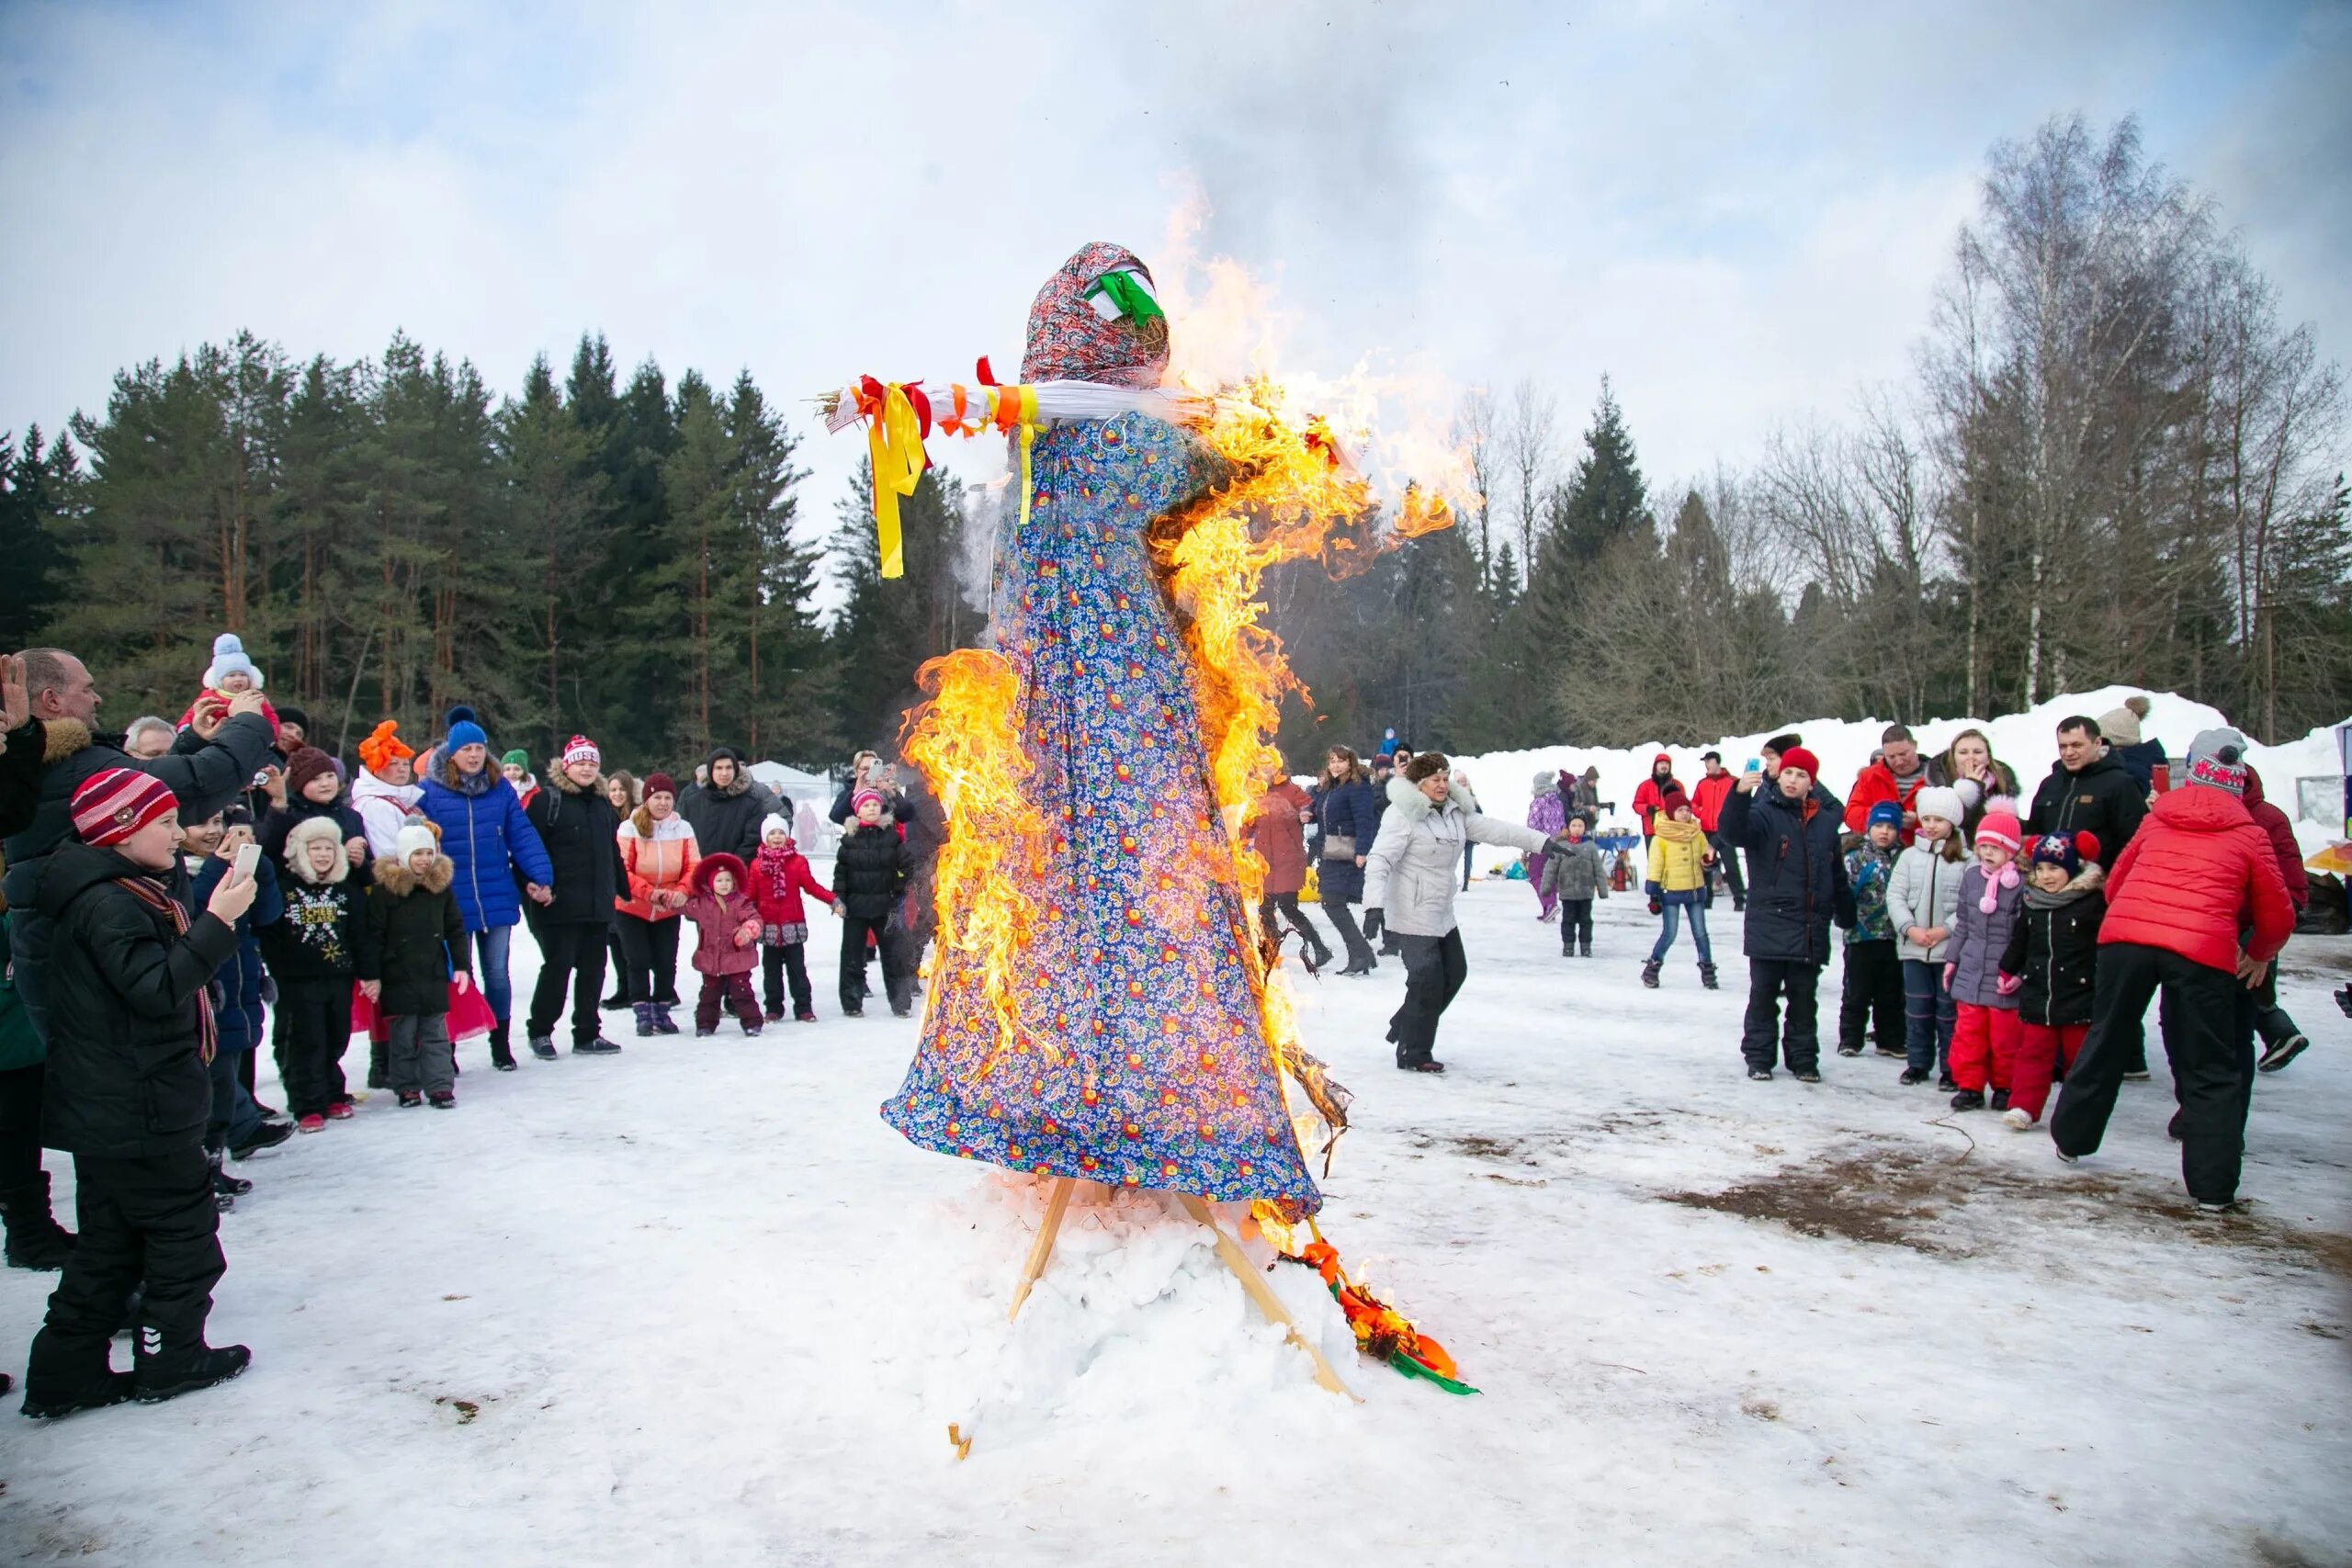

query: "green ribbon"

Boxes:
[1087, 270, 1165, 324]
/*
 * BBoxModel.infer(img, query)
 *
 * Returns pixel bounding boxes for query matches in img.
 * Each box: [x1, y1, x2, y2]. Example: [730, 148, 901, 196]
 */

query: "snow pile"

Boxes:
[1450, 686, 2349, 852]
[874, 1174, 1363, 1459]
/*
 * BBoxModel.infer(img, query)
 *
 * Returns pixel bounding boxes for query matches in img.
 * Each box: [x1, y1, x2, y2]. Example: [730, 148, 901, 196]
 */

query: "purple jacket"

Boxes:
[1946, 861, 2023, 1008]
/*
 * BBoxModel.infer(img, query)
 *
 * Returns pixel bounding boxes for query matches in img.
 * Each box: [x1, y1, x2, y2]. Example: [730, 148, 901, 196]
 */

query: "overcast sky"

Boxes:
[3, 0, 2345, 557]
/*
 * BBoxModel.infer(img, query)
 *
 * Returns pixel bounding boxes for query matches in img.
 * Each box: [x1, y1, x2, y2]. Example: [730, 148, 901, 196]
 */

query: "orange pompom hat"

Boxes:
[357, 719, 413, 775]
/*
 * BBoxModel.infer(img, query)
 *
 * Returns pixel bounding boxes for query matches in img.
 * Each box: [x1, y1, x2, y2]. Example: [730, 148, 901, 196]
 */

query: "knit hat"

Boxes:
[1973, 809, 2023, 854]
[276, 705, 310, 735]
[642, 773, 678, 799]
[203, 632, 263, 691]
[1659, 781, 1691, 816]
[560, 735, 600, 769]
[1913, 785, 1964, 827]
[1865, 800, 1904, 833]
[1777, 746, 1822, 780]
[357, 720, 413, 774]
[284, 746, 339, 801]
[2098, 705, 2143, 747]
[446, 716, 489, 754]
[393, 822, 438, 862]
[851, 787, 886, 815]
[761, 813, 792, 841]
[2183, 728, 2248, 795]
[71, 768, 177, 847]
[2029, 830, 2099, 876]
[501, 748, 530, 770]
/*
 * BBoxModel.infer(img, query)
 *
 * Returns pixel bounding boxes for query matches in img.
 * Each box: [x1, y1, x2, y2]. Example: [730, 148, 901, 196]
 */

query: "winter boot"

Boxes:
[634, 1002, 656, 1039]
[1, 1174, 77, 1269]
[1579, 942, 1592, 958]
[1949, 1089, 1985, 1111]
[527, 1033, 558, 1061]
[488, 1021, 517, 1072]
[428, 1090, 457, 1110]
[1639, 958, 1662, 989]
[1698, 963, 1719, 991]
[2257, 1032, 2310, 1073]
[367, 1040, 390, 1089]
[131, 1329, 252, 1404]
[572, 1035, 622, 1055]
[209, 1150, 252, 1200]
[1989, 1089, 2011, 1112]
[651, 1006, 681, 1036]
[20, 1328, 134, 1420]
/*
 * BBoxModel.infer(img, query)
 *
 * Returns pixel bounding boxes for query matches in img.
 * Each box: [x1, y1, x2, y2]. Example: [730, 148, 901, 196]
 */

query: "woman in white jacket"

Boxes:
[351, 720, 424, 858]
[1886, 784, 1969, 1089]
[1363, 751, 1561, 1073]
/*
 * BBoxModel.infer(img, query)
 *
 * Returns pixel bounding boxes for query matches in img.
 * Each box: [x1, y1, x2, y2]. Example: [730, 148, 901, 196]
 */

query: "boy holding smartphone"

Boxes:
[20, 769, 260, 1418]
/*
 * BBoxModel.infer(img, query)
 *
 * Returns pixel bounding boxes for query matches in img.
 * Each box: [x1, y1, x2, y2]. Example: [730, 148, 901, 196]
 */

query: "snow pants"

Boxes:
[204, 1046, 265, 1155]
[1525, 852, 1556, 919]
[1838, 939, 1905, 1055]
[1558, 899, 1593, 954]
[762, 941, 812, 1017]
[1950, 1001, 2020, 1093]
[2052, 942, 2252, 1205]
[386, 1013, 456, 1097]
[696, 973, 763, 1032]
[1390, 928, 1467, 1068]
[1740, 958, 1821, 1074]
[30, 1147, 221, 1385]
[0, 1061, 47, 1193]
[528, 922, 611, 1046]
[2009, 1021, 2086, 1122]
[1901, 957, 1957, 1077]
[277, 974, 355, 1119]
[839, 912, 911, 1014]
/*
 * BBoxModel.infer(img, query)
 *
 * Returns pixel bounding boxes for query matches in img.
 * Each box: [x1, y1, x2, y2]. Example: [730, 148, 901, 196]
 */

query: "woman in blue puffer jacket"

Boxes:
[414, 712, 553, 1071]
[1309, 745, 1381, 976]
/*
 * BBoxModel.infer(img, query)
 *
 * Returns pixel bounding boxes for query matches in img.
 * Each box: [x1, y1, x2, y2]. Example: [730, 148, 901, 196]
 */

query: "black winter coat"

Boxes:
[526, 773, 627, 926]
[2025, 753, 2148, 869]
[358, 854, 469, 1017]
[831, 823, 912, 919]
[3, 712, 276, 1044]
[32, 843, 238, 1158]
[1721, 784, 1855, 966]
[1999, 866, 2107, 1027]
[260, 855, 364, 983]
[679, 749, 782, 863]
[1, 718, 44, 840]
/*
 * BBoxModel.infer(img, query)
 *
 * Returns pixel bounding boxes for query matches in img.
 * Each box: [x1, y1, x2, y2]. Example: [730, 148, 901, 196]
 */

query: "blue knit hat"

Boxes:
[1866, 800, 1904, 832]
[446, 714, 489, 753]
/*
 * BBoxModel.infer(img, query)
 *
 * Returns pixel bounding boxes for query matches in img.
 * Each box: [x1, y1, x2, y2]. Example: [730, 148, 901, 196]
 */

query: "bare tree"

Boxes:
[1504, 378, 1556, 584]
[1451, 387, 1498, 590]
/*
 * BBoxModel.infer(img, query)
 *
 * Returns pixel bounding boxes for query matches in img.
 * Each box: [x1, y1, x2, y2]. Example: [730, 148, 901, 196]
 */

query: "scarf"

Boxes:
[114, 874, 217, 1063]
[1977, 860, 2019, 914]
[1653, 817, 1704, 846]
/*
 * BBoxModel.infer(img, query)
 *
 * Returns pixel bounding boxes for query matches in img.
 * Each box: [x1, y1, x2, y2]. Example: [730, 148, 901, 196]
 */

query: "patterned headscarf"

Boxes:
[1020, 242, 1169, 389]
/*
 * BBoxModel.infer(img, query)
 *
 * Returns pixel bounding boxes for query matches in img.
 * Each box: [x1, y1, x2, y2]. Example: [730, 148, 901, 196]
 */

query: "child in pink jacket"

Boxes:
[683, 853, 763, 1036]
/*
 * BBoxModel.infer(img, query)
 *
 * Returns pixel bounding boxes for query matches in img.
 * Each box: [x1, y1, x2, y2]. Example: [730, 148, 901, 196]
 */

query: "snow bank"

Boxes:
[1450, 687, 2350, 853]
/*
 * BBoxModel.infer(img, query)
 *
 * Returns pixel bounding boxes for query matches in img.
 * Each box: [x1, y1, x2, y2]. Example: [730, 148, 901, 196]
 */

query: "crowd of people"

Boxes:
[0, 640, 944, 1418]
[0, 634, 2335, 1420]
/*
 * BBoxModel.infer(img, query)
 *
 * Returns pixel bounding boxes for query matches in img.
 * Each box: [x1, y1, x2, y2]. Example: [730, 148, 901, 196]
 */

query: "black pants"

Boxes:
[40, 1148, 223, 1357]
[762, 942, 812, 1016]
[1838, 940, 1905, 1055]
[1558, 898, 1593, 953]
[1742, 958, 1823, 1072]
[277, 975, 355, 1117]
[1389, 929, 1468, 1067]
[529, 922, 612, 1044]
[1259, 893, 1331, 964]
[605, 929, 629, 999]
[1705, 832, 1747, 902]
[1325, 900, 1375, 970]
[615, 913, 680, 1007]
[0, 1060, 46, 1192]
[2052, 942, 2251, 1205]
[840, 913, 910, 1013]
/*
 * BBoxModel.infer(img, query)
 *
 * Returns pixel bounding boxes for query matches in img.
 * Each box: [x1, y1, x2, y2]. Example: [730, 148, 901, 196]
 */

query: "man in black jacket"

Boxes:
[21, 768, 259, 1418]
[523, 736, 628, 1059]
[679, 745, 781, 864]
[2024, 715, 2148, 869]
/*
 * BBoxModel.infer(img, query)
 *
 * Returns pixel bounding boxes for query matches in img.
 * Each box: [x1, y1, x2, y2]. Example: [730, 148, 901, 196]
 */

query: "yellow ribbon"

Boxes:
[1013, 384, 1038, 533]
[865, 382, 925, 581]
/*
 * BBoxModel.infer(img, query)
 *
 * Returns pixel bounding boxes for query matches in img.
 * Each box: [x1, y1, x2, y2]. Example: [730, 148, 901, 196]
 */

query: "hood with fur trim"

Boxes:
[2021, 858, 2104, 909]
[691, 851, 749, 897]
[1384, 773, 1476, 822]
[371, 852, 455, 896]
[282, 815, 353, 885]
[41, 718, 100, 765]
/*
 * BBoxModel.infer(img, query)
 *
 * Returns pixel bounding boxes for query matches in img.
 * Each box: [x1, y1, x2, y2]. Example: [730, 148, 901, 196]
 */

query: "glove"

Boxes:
[1362, 908, 1385, 942]
[1647, 897, 1663, 916]
[1995, 972, 2023, 998]
[258, 976, 278, 1006]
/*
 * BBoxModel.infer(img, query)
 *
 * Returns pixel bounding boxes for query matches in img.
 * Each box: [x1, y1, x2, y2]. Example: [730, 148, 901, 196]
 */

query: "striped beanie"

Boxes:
[560, 735, 600, 768]
[72, 768, 178, 847]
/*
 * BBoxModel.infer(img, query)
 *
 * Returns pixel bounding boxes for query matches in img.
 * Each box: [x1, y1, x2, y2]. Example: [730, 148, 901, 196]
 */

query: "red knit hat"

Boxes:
[71, 768, 177, 847]
[1778, 746, 1822, 780]
[1659, 781, 1691, 815]
[642, 773, 678, 798]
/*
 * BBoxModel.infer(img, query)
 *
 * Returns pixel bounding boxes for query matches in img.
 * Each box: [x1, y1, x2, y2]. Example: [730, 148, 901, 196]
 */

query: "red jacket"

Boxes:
[1691, 772, 1736, 833]
[1842, 761, 1932, 843]
[1632, 761, 1679, 834]
[2242, 766, 2309, 912]
[2098, 786, 2295, 971]
[747, 842, 834, 926]
[683, 853, 763, 976]
[1246, 781, 1314, 896]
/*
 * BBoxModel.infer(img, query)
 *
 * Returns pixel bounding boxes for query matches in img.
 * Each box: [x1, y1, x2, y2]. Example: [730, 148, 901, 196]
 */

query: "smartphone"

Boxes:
[232, 842, 262, 883]
[1744, 758, 1762, 773]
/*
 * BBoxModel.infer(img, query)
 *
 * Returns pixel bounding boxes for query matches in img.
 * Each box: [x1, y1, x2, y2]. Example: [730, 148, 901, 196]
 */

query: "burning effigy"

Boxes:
[825, 240, 1468, 1405]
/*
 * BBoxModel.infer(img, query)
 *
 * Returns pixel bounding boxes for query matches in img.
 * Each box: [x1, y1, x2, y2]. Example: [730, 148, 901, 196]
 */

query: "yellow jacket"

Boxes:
[1646, 819, 1713, 896]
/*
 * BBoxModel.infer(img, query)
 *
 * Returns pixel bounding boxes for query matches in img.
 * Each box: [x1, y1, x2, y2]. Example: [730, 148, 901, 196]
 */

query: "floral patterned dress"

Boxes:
[880, 243, 1321, 1213]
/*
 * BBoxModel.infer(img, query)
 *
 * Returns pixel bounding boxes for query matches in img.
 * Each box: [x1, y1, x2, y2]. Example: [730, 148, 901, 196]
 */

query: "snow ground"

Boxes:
[3, 869, 2348, 1567]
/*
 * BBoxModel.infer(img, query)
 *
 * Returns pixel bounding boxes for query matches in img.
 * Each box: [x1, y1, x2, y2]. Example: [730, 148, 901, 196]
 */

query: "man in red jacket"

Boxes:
[2050, 728, 2295, 1212]
[1632, 753, 1679, 845]
[1841, 724, 1940, 844]
[1691, 751, 1746, 911]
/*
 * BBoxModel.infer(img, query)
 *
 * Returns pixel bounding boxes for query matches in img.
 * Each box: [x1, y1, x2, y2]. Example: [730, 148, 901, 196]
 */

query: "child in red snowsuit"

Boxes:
[747, 815, 835, 1022]
[683, 853, 764, 1036]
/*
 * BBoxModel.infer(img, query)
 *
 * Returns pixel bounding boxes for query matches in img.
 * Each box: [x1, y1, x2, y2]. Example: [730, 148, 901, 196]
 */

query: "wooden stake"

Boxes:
[1178, 1194, 1361, 1403]
[1006, 1176, 1076, 1322]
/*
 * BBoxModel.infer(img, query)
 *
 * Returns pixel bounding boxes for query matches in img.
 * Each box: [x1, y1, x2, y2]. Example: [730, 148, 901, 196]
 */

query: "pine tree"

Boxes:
[829, 467, 972, 751]
[499, 354, 605, 758]
[1516, 376, 1652, 734]
[725, 370, 833, 765]
[0, 426, 79, 650]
